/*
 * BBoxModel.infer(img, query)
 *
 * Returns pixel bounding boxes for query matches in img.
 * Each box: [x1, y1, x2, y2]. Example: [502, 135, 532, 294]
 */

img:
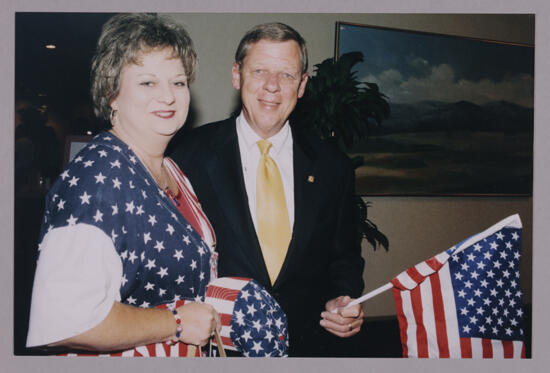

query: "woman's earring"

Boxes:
[110, 109, 117, 124]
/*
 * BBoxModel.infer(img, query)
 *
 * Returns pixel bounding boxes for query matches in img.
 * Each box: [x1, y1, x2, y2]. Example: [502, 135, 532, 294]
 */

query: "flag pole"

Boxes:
[347, 282, 393, 307]
[332, 282, 393, 313]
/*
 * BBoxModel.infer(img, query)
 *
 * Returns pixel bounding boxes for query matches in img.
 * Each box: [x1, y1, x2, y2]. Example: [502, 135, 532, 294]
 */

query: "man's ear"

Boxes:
[297, 73, 309, 98]
[231, 62, 241, 90]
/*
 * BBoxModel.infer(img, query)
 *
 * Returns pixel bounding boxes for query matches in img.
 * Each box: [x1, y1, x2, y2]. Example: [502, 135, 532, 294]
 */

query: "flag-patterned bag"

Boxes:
[205, 277, 289, 357]
[392, 214, 526, 358]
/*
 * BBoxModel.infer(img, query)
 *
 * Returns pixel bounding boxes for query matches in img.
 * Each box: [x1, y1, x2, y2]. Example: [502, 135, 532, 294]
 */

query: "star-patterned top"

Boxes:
[38, 132, 214, 310]
[449, 227, 524, 341]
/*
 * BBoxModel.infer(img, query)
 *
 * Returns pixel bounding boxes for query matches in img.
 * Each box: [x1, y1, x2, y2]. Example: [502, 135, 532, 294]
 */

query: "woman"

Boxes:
[26, 13, 220, 357]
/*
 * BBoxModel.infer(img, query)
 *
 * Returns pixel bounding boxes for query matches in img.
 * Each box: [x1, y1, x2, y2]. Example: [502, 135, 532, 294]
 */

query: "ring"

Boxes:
[348, 323, 353, 332]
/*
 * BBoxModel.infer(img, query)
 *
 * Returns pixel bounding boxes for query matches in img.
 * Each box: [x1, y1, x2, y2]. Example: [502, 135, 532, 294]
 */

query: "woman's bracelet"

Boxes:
[166, 303, 183, 345]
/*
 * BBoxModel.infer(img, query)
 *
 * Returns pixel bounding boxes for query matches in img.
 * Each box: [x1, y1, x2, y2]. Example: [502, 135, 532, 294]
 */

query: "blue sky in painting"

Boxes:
[337, 23, 534, 107]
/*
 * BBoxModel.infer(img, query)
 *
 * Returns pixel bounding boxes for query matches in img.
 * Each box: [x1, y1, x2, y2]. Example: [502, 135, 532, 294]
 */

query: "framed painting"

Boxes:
[336, 22, 534, 196]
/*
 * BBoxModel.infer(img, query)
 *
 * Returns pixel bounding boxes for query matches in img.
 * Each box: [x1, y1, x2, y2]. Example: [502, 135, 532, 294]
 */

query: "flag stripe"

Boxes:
[402, 290, 417, 357]
[510, 341, 523, 358]
[434, 252, 449, 265]
[391, 277, 405, 290]
[205, 297, 235, 315]
[419, 278, 438, 358]
[482, 338, 493, 358]
[411, 285, 429, 357]
[471, 338, 483, 358]
[460, 337, 472, 358]
[392, 287, 409, 358]
[416, 261, 436, 277]
[520, 341, 526, 358]
[425, 257, 443, 272]
[156, 343, 165, 357]
[164, 158, 216, 249]
[429, 273, 450, 358]
[395, 272, 418, 290]
[209, 277, 250, 290]
[205, 286, 241, 302]
[204, 277, 251, 352]
[492, 339, 504, 358]
[220, 313, 232, 326]
[212, 336, 237, 351]
[407, 266, 425, 286]
[502, 340, 513, 358]
[221, 336, 236, 349]
[439, 263, 461, 358]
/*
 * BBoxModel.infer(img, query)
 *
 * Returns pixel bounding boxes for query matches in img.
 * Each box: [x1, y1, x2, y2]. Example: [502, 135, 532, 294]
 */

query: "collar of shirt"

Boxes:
[236, 112, 291, 159]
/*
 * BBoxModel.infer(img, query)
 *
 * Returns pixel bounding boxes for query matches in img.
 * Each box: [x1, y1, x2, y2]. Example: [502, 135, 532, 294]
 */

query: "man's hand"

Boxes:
[320, 296, 365, 338]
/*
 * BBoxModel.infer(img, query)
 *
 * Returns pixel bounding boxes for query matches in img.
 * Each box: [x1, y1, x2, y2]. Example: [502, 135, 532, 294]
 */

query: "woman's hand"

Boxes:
[176, 302, 221, 346]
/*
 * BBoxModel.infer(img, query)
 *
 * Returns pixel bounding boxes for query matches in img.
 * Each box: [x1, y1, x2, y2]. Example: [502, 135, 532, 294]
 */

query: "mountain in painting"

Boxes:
[375, 100, 533, 134]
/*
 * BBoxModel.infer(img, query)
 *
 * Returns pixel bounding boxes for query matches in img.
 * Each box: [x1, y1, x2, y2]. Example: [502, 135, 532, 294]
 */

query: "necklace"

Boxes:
[109, 128, 180, 204]
[146, 160, 181, 207]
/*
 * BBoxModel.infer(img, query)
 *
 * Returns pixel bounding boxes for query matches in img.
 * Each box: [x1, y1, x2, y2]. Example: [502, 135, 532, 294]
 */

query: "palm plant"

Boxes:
[292, 51, 390, 250]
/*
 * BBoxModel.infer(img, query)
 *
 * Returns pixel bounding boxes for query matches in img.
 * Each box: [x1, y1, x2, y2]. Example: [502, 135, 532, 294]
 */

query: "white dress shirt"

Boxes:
[236, 112, 295, 233]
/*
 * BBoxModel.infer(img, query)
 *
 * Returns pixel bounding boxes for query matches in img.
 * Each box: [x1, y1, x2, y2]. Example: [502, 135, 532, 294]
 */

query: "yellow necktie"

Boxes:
[256, 139, 291, 284]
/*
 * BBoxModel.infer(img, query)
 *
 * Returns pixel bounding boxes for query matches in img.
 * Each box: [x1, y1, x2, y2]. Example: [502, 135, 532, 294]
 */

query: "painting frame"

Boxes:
[62, 135, 93, 169]
[335, 21, 534, 197]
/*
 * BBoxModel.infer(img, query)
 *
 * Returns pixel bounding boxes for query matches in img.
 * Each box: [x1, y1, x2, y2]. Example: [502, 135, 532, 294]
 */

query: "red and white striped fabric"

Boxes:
[391, 214, 526, 358]
[164, 157, 218, 280]
[164, 157, 216, 251]
[204, 277, 252, 351]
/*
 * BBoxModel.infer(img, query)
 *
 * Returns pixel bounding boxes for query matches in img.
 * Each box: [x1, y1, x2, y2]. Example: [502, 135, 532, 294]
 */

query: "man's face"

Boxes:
[232, 39, 308, 139]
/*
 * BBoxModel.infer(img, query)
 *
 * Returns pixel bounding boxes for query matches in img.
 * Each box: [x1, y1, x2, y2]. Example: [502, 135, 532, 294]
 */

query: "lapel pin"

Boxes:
[307, 175, 315, 183]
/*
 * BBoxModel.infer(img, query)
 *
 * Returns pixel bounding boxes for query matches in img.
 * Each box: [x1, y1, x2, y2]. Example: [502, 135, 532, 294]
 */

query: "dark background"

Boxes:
[14, 12, 112, 356]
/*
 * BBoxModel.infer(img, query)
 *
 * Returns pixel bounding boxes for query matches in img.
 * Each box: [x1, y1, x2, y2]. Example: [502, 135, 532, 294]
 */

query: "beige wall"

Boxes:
[165, 13, 534, 317]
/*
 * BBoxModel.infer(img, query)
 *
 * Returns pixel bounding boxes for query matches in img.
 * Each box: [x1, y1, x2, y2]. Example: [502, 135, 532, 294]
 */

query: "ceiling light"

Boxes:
[45, 44, 56, 49]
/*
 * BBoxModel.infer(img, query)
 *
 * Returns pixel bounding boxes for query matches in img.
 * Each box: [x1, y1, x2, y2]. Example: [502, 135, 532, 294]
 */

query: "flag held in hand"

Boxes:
[392, 214, 526, 358]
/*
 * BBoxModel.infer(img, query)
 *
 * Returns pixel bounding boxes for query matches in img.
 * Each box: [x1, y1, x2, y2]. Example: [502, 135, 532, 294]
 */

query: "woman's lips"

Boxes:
[153, 110, 175, 119]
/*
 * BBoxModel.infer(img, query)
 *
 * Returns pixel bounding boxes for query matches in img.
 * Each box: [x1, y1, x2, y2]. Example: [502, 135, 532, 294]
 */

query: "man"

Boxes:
[171, 22, 365, 356]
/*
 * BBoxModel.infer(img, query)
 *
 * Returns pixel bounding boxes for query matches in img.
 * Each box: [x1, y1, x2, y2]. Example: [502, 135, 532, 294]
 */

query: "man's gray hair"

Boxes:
[235, 22, 308, 74]
[90, 13, 197, 123]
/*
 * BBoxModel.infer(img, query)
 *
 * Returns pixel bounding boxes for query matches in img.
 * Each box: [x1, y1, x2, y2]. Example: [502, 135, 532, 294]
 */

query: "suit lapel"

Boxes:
[204, 119, 271, 285]
[273, 127, 318, 288]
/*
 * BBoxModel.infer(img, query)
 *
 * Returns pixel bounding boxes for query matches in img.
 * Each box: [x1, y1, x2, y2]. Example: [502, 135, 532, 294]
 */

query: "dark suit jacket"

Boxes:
[170, 117, 364, 356]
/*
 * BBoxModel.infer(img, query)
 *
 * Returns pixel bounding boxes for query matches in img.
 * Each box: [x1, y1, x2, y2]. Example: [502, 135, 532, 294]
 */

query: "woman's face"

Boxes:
[111, 48, 190, 141]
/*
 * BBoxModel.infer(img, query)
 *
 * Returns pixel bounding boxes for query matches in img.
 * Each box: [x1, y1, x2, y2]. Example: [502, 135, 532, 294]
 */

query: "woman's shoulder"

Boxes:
[59, 132, 145, 187]
[44, 134, 151, 229]
[72, 132, 136, 167]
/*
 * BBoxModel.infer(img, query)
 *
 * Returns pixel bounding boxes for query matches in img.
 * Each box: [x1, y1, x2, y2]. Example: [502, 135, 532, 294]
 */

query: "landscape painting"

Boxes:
[337, 22, 534, 196]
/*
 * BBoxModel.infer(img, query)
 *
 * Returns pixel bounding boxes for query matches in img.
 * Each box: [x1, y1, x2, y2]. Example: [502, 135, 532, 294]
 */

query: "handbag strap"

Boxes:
[214, 329, 226, 357]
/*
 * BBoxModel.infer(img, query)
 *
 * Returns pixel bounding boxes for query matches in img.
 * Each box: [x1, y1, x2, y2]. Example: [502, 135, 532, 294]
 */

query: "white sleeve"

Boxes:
[26, 223, 123, 347]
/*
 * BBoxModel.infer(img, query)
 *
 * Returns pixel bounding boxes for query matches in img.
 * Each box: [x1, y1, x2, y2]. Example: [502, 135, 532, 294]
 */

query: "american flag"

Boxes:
[391, 214, 526, 358]
[205, 277, 289, 357]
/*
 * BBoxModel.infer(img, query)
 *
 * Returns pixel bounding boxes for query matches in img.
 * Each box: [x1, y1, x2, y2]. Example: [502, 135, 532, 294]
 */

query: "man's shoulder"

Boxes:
[170, 117, 236, 163]
[191, 117, 235, 137]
